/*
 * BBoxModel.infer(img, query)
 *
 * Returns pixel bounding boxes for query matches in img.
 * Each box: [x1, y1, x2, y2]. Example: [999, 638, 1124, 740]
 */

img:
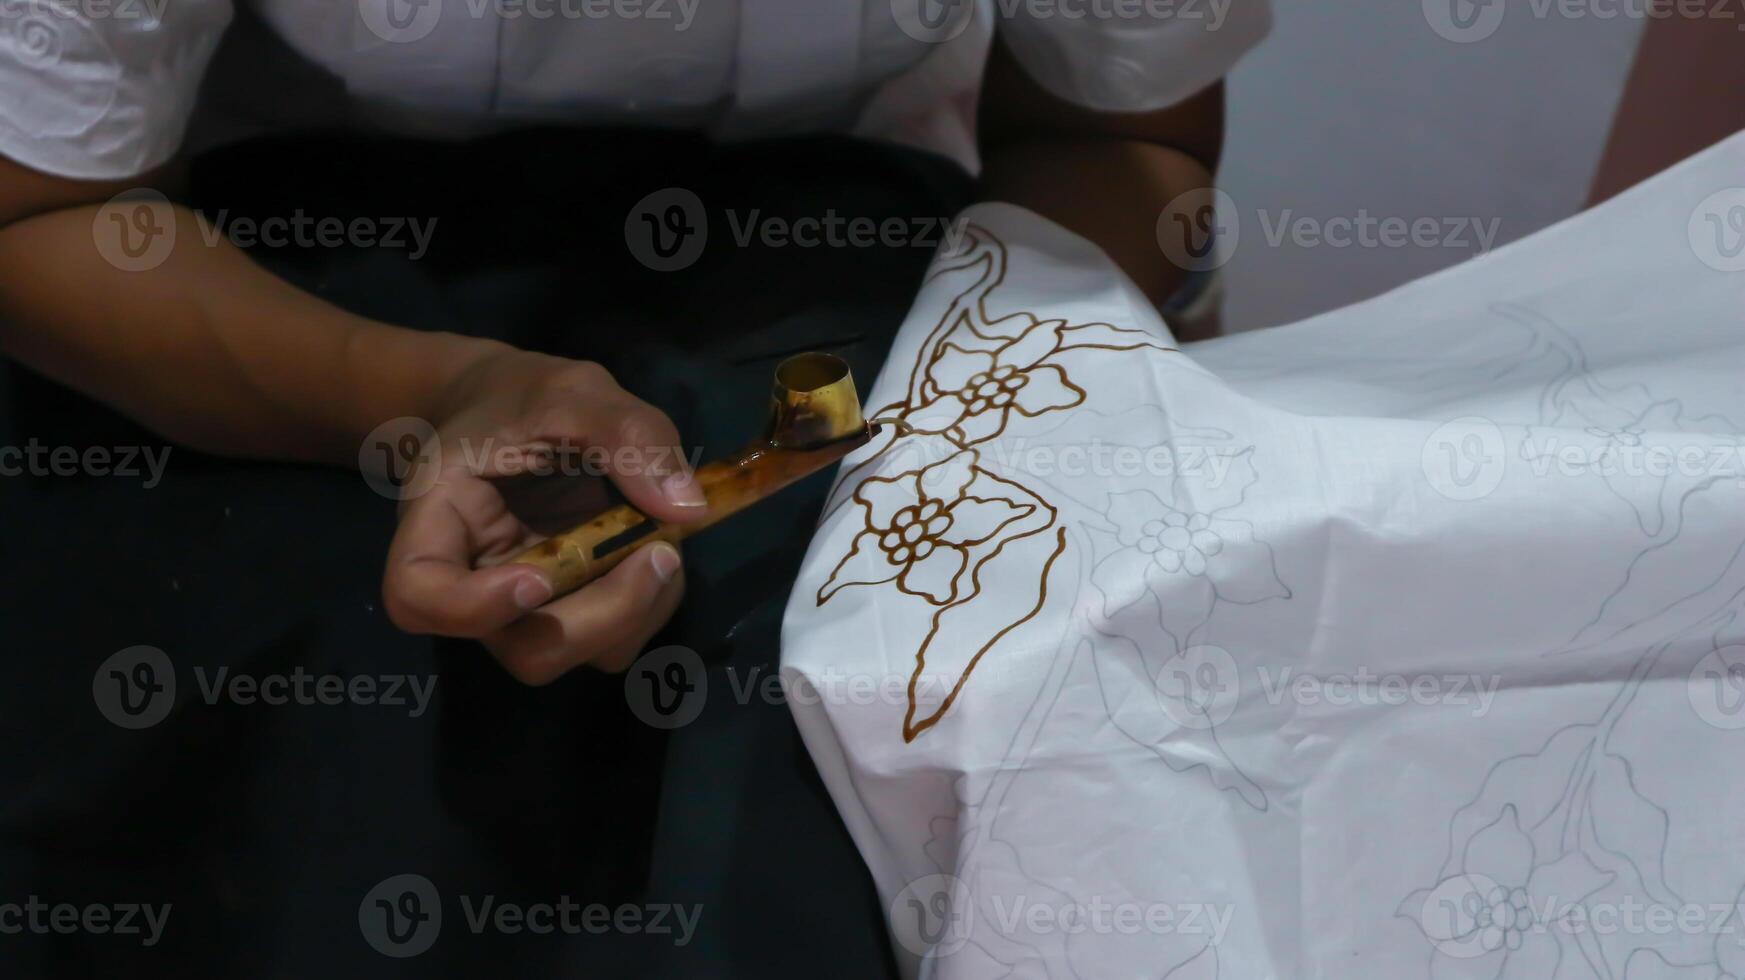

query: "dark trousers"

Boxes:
[0, 128, 971, 978]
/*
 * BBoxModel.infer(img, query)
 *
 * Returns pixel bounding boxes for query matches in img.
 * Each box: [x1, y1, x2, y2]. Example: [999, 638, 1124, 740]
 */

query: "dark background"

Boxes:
[0, 128, 970, 978]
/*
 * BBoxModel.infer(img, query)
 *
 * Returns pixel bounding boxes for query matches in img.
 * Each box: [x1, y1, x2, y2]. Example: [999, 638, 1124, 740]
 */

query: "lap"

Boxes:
[0, 128, 970, 977]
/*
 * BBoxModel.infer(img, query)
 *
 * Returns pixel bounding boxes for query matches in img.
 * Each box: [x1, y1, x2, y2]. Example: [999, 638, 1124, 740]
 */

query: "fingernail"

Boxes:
[661, 471, 707, 508]
[649, 542, 682, 584]
[513, 574, 553, 611]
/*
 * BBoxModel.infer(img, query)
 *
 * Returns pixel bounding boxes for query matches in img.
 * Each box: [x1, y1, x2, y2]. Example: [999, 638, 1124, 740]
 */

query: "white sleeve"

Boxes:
[995, 0, 1270, 113]
[0, 0, 233, 179]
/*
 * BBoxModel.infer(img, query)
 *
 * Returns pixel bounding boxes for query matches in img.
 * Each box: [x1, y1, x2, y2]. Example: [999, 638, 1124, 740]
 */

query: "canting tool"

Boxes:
[510, 352, 894, 599]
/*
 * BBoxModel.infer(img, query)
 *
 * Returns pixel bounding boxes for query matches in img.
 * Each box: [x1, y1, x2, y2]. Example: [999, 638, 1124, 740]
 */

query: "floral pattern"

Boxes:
[815, 224, 1176, 742]
[799, 164, 1745, 977]
[1092, 468, 1290, 640]
[1394, 302, 1745, 979]
[910, 323, 1086, 445]
[820, 450, 1031, 606]
[1400, 805, 1614, 978]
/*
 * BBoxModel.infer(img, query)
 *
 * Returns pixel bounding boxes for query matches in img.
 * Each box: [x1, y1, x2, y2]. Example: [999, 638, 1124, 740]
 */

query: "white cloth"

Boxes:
[0, 0, 1270, 179]
[781, 132, 1745, 978]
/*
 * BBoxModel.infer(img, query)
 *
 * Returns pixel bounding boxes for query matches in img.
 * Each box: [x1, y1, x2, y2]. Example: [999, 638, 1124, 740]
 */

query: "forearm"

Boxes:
[978, 136, 1212, 307]
[976, 35, 1226, 315]
[0, 203, 505, 466]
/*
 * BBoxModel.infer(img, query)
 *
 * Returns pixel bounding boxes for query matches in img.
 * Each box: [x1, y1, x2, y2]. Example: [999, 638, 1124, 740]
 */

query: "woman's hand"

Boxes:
[0, 164, 556, 469]
[381, 348, 706, 683]
[0, 158, 698, 684]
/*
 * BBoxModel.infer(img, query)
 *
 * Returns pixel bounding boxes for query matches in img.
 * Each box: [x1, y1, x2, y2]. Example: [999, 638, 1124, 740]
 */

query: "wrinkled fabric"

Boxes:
[0, 0, 231, 177]
[0, 0, 1268, 178]
[782, 132, 1745, 978]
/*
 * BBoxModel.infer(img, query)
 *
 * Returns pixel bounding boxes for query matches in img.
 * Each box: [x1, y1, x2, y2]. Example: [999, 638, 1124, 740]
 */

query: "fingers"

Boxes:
[379, 356, 696, 679]
[383, 481, 555, 638]
[556, 386, 706, 526]
[482, 541, 685, 685]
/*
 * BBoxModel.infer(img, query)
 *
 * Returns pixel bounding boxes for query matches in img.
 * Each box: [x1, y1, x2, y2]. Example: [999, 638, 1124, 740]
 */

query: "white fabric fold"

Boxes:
[0, 0, 232, 178]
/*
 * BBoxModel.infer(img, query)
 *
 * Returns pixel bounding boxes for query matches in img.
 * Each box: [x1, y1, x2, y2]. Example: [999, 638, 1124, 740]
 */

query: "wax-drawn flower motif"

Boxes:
[1399, 804, 1613, 979]
[813, 225, 1179, 741]
[1088, 450, 1289, 640]
[912, 320, 1085, 446]
[820, 450, 1032, 606]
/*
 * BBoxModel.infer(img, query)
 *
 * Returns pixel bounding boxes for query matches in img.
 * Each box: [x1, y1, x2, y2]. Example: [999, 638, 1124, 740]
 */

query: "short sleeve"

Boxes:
[996, 0, 1270, 113]
[0, 0, 233, 179]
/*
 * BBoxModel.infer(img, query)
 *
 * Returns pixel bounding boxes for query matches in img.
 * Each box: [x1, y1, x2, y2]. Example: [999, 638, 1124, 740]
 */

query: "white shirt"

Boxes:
[0, 0, 1270, 180]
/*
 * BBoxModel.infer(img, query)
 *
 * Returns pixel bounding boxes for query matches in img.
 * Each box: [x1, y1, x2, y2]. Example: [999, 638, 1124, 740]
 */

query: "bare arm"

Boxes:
[0, 158, 499, 465]
[0, 157, 698, 681]
[977, 36, 1225, 323]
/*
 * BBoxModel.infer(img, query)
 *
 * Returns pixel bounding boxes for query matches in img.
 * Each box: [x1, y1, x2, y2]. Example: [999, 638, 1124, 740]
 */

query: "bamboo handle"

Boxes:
[510, 429, 873, 600]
